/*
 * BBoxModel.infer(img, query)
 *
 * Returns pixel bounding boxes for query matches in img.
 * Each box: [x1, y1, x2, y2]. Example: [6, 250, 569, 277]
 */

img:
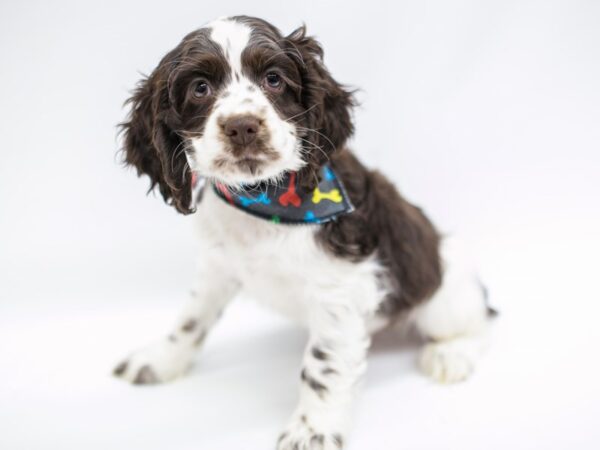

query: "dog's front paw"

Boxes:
[113, 338, 195, 385]
[277, 413, 345, 450]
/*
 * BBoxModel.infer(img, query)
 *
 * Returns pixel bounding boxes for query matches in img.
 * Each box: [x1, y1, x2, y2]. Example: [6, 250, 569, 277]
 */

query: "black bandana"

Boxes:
[210, 165, 354, 224]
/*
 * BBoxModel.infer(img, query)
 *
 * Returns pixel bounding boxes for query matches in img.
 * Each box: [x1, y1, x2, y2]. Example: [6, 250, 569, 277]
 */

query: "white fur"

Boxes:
[208, 18, 251, 78]
[115, 192, 491, 446]
[197, 189, 385, 324]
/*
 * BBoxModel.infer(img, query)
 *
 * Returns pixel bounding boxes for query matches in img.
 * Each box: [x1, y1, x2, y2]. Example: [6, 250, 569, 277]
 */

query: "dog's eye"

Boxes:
[264, 72, 282, 91]
[192, 81, 211, 98]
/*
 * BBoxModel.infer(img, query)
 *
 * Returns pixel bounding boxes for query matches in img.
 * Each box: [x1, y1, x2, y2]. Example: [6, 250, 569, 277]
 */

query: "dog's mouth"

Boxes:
[200, 136, 302, 186]
[235, 157, 264, 176]
[210, 154, 276, 184]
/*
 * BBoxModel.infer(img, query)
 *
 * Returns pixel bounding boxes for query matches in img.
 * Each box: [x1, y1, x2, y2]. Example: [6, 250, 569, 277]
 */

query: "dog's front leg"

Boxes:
[113, 257, 239, 385]
[278, 303, 369, 450]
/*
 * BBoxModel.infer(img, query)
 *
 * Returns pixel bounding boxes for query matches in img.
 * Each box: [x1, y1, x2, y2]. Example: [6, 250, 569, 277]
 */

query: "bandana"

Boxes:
[209, 165, 354, 224]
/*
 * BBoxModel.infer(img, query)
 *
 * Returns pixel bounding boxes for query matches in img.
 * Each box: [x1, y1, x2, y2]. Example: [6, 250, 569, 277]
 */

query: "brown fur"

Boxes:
[120, 16, 442, 314]
[119, 28, 232, 214]
[279, 25, 356, 190]
[120, 17, 355, 210]
[318, 150, 443, 314]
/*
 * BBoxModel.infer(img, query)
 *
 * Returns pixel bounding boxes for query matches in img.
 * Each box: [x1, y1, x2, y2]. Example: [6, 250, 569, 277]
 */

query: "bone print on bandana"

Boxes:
[210, 165, 354, 224]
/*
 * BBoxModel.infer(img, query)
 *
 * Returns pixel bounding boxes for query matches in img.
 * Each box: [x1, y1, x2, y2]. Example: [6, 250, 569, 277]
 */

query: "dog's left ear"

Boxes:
[284, 26, 356, 185]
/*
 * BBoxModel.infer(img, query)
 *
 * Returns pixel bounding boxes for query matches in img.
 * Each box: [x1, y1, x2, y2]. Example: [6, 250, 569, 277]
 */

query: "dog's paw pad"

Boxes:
[419, 341, 475, 383]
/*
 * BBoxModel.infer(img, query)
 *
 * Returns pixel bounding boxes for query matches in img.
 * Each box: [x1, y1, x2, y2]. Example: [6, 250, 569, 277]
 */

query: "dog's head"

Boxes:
[120, 16, 355, 214]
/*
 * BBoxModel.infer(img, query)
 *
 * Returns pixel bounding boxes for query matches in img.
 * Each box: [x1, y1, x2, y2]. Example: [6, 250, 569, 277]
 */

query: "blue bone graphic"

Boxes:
[239, 192, 271, 207]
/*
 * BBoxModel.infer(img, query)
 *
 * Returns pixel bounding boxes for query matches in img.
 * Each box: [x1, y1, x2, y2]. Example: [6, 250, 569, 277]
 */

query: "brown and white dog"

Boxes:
[115, 16, 494, 450]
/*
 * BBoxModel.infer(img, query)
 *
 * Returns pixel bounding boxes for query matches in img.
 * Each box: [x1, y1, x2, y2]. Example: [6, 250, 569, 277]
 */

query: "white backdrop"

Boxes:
[1, 1, 599, 449]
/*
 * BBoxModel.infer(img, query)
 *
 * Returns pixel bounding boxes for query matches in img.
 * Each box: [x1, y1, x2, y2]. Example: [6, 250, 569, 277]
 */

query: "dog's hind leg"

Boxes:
[412, 237, 495, 383]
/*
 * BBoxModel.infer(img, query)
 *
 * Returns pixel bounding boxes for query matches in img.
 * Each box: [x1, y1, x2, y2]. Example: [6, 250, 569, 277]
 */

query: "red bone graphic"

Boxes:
[216, 182, 235, 205]
[278, 172, 301, 207]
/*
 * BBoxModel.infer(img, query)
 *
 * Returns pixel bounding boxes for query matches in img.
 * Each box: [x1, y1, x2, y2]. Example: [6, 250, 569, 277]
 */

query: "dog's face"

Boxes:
[184, 19, 305, 186]
[121, 16, 354, 214]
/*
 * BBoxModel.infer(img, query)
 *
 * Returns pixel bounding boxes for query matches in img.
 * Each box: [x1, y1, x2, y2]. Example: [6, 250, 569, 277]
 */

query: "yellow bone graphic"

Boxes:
[312, 187, 343, 204]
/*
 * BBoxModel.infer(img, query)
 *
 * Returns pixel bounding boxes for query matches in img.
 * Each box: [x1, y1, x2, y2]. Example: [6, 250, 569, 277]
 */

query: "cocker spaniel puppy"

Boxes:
[115, 16, 494, 450]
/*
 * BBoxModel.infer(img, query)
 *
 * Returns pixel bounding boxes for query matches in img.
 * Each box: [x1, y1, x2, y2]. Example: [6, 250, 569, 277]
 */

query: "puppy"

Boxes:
[115, 16, 494, 450]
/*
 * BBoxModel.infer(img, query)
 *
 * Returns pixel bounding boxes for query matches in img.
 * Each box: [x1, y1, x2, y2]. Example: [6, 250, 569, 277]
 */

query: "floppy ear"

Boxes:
[120, 53, 193, 214]
[284, 26, 356, 187]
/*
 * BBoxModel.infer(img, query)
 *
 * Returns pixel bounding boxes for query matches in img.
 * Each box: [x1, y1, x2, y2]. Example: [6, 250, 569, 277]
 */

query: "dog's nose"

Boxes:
[223, 115, 260, 146]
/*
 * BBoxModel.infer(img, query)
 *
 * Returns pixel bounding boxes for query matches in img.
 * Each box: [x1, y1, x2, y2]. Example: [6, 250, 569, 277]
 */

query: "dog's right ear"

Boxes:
[119, 48, 194, 214]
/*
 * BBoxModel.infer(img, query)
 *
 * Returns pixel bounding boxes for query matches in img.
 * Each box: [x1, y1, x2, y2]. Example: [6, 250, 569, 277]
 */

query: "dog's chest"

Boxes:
[196, 189, 383, 321]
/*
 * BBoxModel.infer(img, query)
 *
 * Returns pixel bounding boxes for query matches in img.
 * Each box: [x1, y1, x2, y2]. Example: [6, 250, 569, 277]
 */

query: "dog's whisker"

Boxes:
[296, 136, 330, 163]
[295, 126, 337, 152]
[284, 103, 319, 123]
